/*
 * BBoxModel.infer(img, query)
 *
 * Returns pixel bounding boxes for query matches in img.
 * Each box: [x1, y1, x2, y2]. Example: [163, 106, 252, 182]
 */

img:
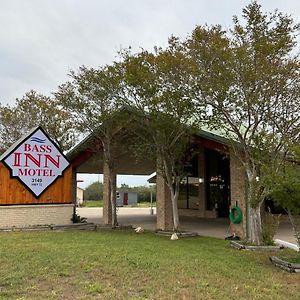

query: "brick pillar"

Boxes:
[198, 147, 206, 217]
[103, 162, 116, 225]
[156, 173, 173, 231]
[230, 149, 247, 238]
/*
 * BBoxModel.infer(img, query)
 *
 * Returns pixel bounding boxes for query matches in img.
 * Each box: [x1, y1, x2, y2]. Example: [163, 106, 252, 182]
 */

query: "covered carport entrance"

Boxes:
[68, 130, 247, 238]
[77, 206, 297, 243]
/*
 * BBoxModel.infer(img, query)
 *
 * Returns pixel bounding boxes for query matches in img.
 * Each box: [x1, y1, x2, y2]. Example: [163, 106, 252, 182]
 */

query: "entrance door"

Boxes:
[123, 193, 128, 206]
[205, 149, 230, 217]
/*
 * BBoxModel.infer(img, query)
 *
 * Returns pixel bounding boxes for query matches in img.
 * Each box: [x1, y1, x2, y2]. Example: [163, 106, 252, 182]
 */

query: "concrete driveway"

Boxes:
[77, 207, 297, 244]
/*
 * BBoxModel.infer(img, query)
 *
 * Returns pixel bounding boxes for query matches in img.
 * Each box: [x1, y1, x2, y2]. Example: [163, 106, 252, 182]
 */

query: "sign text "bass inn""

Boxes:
[13, 143, 60, 177]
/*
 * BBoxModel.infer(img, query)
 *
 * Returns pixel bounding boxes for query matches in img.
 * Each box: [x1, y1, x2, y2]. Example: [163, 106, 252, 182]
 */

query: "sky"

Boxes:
[1, 0, 299, 188]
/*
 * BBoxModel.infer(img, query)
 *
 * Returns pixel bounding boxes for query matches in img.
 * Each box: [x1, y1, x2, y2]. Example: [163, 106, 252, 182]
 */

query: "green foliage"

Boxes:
[180, 1, 300, 244]
[0, 90, 77, 151]
[122, 46, 198, 230]
[2, 1, 297, 243]
[184, 1, 300, 205]
[122, 46, 197, 177]
[262, 208, 281, 245]
[56, 64, 129, 143]
[118, 184, 156, 203]
[71, 212, 87, 223]
[264, 146, 300, 215]
[84, 181, 104, 200]
[82, 200, 103, 207]
[84, 181, 156, 203]
[56, 64, 133, 226]
[81, 281, 103, 295]
[262, 146, 300, 246]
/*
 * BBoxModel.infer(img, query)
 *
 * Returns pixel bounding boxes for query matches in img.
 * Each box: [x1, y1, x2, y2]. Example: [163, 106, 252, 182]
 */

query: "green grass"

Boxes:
[0, 230, 299, 299]
[82, 200, 103, 207]
[279, 253, 300, 264]
[82, 200, 156, 208]
[130, 201, 156, 208]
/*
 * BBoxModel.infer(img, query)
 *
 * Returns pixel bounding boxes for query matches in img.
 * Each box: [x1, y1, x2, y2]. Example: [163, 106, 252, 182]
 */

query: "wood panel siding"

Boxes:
[0, 162, 72, 205]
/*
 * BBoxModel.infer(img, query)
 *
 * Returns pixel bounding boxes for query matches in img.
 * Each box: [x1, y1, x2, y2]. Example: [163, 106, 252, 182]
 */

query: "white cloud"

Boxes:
[1, 0, 299, 104]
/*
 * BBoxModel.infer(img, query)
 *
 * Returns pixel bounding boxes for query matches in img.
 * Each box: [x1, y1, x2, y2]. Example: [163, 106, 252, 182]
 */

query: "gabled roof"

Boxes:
[66, 125, 235, 175]
[67, 127, 233, 162]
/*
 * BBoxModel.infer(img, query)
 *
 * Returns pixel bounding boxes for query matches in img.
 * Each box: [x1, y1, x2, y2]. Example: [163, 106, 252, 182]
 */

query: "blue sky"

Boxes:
[1, 1, 299, 187]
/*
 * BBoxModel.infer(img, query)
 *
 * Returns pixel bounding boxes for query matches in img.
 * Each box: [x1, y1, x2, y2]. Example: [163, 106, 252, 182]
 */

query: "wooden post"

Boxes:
[72, 167, 77, 219]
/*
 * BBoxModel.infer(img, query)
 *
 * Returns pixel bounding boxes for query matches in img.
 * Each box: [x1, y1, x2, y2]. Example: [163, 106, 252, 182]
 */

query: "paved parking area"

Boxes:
[77, 207, 297, 244]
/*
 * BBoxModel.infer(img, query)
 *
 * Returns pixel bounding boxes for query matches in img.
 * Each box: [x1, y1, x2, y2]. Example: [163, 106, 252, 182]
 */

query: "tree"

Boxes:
[56, 64, 129, 227]
[123, 46, 196, 231]
[0, 90, 77, 151]
[119, 183, 131, 190]
[263, 146, 300, 247]
[132, 185, 156, 203]
[84, 181, 104, 200]
[184, 2, 300, 244]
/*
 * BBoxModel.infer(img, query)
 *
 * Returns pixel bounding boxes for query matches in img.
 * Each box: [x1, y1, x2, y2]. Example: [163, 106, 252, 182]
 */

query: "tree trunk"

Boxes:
[103, 139, 118, 227]
[167, 180, 180, 232]
[246, 167, 264, 245]
[160, 156, 180, 232]
[248, 202, 263, 245]
[109, 171, 118, 227]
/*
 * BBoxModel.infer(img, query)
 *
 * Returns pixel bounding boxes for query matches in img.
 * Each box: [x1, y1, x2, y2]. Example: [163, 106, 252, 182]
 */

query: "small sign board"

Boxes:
[0, 127, 69, 197]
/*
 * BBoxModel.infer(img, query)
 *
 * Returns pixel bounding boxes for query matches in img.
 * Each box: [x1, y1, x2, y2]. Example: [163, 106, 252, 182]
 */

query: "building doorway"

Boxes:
[205, 149, 230, 217]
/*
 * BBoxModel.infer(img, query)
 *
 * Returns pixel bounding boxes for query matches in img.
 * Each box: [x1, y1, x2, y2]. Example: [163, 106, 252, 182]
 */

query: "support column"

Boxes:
[156, 173, 173, 231]
[230, 149, 247, 238]
[103, 162, 116, 225]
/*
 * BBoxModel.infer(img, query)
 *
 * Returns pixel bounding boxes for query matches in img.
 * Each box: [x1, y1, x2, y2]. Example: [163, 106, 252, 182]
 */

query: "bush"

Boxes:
[262, 208, 281, 245]
[84, 182, 103, 200]
[71, 212, 87, 223]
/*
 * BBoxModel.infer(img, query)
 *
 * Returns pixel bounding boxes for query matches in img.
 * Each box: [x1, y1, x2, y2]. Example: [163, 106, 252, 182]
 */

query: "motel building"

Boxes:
[0, 126, 246, 238]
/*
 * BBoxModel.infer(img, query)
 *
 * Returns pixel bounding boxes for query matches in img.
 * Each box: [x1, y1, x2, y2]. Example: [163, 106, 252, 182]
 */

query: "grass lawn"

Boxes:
[130, 201, 156, 208]
[279, 254, 300, 264]
[82, 200, 103, 207]
[82, 200, 156, 208]
[0, 230, 299, 299]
